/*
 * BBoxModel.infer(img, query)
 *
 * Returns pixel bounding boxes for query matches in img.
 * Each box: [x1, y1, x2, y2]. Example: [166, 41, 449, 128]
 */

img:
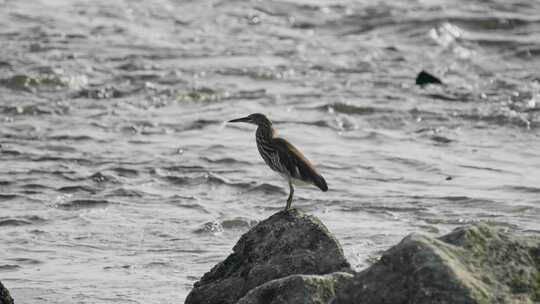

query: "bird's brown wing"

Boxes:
[272, 137, 328, 191]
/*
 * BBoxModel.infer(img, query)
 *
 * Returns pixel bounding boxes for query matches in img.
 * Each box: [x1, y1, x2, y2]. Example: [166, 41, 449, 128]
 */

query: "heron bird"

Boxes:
[228, 113, 328, 210]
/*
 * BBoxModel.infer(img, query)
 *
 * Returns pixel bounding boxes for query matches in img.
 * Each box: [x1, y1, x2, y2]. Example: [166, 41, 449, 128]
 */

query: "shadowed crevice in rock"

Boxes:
[0, 281, 14, 304]
[185, 209, 352, 304]
[333, 222, 540, 304]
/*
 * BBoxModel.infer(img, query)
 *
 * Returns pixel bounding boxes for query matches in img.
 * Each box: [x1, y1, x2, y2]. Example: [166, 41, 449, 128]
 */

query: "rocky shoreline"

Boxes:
[186, 209, 540, 304]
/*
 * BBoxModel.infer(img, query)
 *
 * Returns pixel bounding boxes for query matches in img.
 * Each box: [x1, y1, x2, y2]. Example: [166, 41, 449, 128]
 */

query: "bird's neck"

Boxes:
[256, 124, 275, 142]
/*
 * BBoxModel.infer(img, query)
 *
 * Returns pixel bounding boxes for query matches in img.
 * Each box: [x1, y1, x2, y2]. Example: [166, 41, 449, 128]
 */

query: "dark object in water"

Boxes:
[416, 70, 442, 86]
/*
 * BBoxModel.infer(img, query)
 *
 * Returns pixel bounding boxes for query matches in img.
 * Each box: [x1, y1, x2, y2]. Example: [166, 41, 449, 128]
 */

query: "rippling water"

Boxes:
[1, 0, 540, 303]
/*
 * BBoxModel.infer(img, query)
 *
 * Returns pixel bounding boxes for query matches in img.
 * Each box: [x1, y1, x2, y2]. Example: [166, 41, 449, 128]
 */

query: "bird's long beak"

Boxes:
[228, 116, 251, 123]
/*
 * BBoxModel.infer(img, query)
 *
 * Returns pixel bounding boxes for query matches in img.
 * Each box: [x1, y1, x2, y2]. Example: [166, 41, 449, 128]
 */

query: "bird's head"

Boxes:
[228, 113, 271, 126]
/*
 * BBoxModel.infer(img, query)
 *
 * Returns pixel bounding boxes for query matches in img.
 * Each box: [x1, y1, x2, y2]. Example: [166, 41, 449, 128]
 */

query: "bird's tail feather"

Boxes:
[314, 174, 328, 192]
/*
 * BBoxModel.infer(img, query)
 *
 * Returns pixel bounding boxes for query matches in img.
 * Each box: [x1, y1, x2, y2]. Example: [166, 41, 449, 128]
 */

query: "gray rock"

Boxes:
[0, 281, 14, 304]
[334, 222, 540, 304]
[237, 272, 353, 304]
[185, 209, 351, 304]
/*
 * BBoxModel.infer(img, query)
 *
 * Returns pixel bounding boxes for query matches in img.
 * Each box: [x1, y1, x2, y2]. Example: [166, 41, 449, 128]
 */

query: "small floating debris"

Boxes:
[416, 70, 443, 86]
[90, 172, 115, 183]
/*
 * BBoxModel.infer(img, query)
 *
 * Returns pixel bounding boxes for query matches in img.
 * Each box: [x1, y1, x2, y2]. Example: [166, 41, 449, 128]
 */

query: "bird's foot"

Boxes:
[285, 199, 292, 211]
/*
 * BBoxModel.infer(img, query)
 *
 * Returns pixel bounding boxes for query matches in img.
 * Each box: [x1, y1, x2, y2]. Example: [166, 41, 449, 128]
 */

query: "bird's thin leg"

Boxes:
[285, 180, 294, 210]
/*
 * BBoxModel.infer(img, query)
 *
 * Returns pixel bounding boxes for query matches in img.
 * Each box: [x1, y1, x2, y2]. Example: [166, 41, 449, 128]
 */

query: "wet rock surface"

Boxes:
[237, 272, 353, 304]
[333, 222, 540, 304]
[185, 209, 352, 304]
[186, 212, 540, 304]
[0, 281, 14, 304]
